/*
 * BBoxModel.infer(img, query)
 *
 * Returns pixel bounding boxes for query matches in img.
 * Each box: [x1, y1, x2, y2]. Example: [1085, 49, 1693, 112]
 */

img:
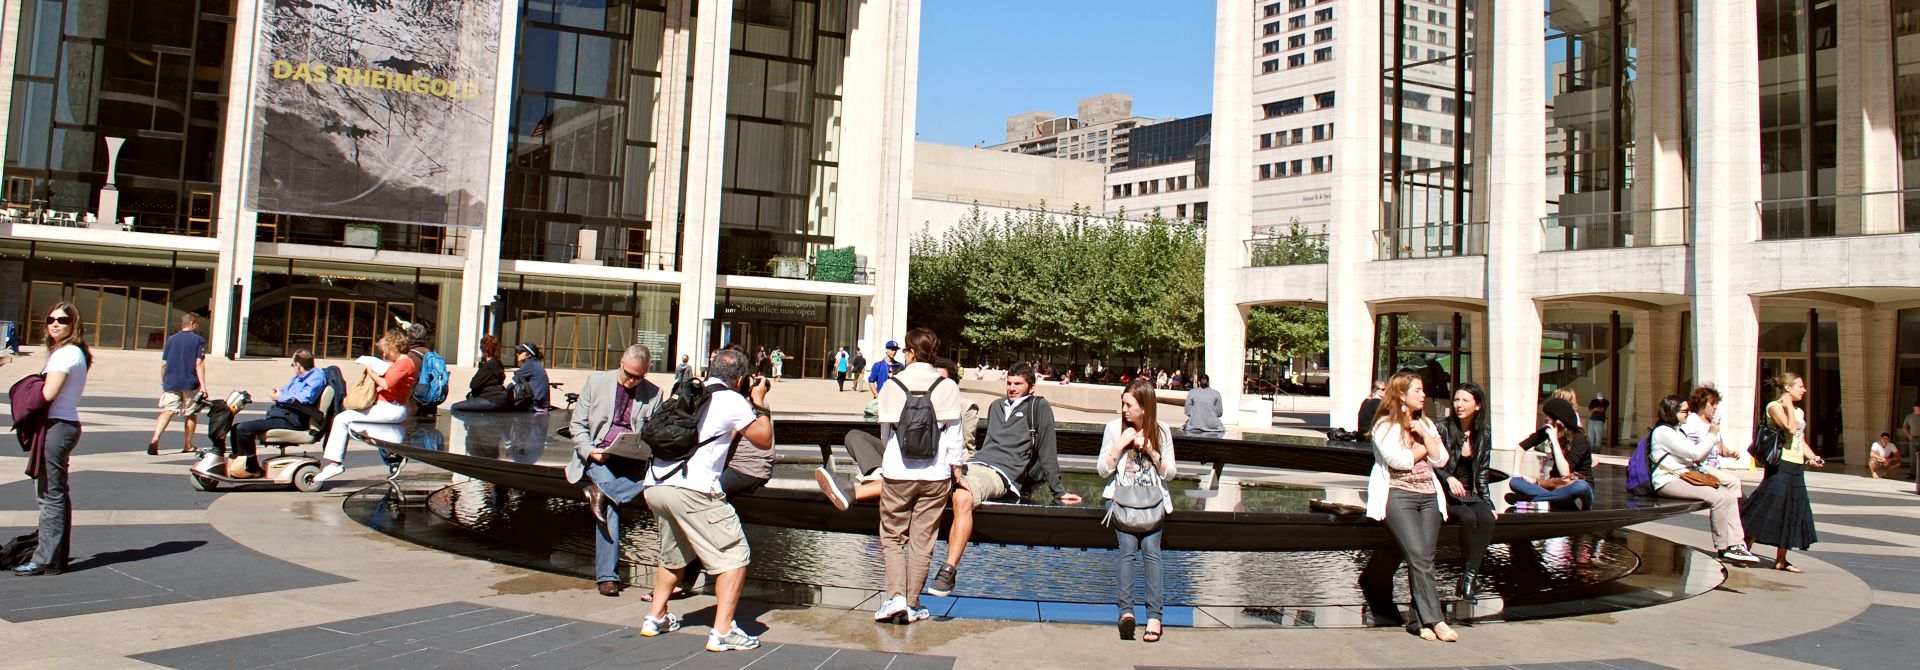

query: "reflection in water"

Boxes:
[431, 479, 1638, 607]
[454, 411, 548, 464]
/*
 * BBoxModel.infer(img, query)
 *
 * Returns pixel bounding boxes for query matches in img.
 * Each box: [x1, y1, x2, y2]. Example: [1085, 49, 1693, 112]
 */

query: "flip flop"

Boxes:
[1143, 626, 1162, 642]
[1775, 561, 1803, 574]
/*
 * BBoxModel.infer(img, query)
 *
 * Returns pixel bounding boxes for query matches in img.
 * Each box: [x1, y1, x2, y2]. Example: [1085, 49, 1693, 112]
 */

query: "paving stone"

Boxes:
[0, 470, 222, 511]
[1737, 604, 1920, 668]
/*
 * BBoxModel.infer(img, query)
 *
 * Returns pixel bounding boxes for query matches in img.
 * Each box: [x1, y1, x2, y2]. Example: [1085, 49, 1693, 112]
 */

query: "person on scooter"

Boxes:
[206, 349, 326, 478]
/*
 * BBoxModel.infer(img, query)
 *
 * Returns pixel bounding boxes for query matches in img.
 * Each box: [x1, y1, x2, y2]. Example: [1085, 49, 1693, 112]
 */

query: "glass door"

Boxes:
[325, 299, 379, 358]
[74, 284, 130, 349]
[136, 287, 171, 350]
[286, 297, 319, 357]
[803, 325, 827, 378]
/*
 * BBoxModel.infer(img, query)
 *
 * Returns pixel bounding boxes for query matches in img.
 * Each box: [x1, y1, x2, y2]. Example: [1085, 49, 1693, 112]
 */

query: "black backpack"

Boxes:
[892, 376, 946, 461]
[642, 379, 728, 476]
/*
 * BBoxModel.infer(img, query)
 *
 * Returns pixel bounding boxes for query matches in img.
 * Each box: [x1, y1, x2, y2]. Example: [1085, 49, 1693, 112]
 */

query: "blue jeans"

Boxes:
[1116, 528, 1165, 620]
[1508, 476, 1595, 510]
[587, 456, 648, 583]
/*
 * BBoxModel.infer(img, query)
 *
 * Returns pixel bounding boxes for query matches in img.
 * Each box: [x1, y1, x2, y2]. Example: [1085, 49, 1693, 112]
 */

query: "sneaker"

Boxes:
[640, 613, 681, 637]
[706, 627, 760, 652]
[1720, 544, 1762, 564]
[312, 463, 346, 483]
[926, 563, 957, 597]
[873, 594, 908, 623]
[193, 453, 224, 474]
[816, 467, 851, 512]
[905, 606, 932, 623]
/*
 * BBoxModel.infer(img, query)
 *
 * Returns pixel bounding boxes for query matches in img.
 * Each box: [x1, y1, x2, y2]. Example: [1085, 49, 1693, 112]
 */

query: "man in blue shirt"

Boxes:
[867, 340, 902, 399]
[149, 313, 207, 456]
[206, 349, 327, 478]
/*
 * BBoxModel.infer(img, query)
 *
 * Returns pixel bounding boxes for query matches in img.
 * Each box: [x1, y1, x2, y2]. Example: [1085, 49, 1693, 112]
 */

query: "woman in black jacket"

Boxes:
[450, 335, 513, 412]
[1435, 381, 1497, 599]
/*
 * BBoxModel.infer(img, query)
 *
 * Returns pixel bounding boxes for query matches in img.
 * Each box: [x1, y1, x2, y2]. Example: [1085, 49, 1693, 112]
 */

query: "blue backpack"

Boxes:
[1624, 429, 1657, 496]
[414, 350, 450, 407]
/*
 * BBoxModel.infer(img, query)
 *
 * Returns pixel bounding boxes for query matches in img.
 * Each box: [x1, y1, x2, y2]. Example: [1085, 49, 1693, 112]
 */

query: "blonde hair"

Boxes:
[377, 328, 409, 359]
[1550, 386, 1578, 408]
[1373, 370, 1424, 439]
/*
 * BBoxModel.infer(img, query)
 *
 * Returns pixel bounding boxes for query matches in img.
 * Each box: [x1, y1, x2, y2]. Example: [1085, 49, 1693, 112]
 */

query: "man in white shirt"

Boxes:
[638, 348, 772, 652]
[1872, 432, 1904, 479]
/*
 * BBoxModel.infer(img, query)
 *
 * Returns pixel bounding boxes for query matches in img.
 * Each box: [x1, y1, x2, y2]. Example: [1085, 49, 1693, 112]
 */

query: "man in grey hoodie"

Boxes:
[1183, 374, 1225, 436]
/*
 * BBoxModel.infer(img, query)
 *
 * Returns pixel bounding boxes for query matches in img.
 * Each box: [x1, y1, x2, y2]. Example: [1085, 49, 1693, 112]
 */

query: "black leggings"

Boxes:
[1446, 497, 1497, 576]
[450, 396, 515, 412]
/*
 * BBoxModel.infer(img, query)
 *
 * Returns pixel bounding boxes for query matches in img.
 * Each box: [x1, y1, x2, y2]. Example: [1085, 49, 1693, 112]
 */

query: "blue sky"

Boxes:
[914, 1, 1217, 148]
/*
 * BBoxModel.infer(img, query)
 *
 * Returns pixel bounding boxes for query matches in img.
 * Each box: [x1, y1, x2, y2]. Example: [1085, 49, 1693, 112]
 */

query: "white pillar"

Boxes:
[1692, 0, 1765, 449]
[453, 0, 520, 367]
[673, 0, 736, 361]
[1483, 0, 1547, 449]
[1840, 0, 1900, 236]
[1205, 0, 1253, 423]
[1321, 0, 1383, 430]
[1636, 0, 1690, 245]
[868, 0, 921, 348]
[650, 0, 697, 270]
[0, 3, 21, 164]
[210, 0, 264, 359]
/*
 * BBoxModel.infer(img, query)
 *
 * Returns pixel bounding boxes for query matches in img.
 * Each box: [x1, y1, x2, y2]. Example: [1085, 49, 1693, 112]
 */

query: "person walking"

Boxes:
[450, 335, 513, 412]
[835, 347, 849, 391]
[1181, 373, 1225, 437]
[15, 301, 91, 575]
[147, 313, 206, 455]
[1099, 378, 1177, 642]
[674, 354, 693, 384]
[869, 328, 965, 625]
[1651, 393, 1762, 564]
[1364, 371, 1457, 642]
[1742, 372, 1824, 573]
[315, 329, 418, 484]
[1435, 381, 1497, 599]
[1902, 402, 1920, 485]
[770, 345, 785, 381]
[851, 349, 868, 393]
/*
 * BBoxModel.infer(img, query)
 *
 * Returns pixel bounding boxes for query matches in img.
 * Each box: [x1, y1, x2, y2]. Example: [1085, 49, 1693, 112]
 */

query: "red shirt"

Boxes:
[377, 353, 419, 405]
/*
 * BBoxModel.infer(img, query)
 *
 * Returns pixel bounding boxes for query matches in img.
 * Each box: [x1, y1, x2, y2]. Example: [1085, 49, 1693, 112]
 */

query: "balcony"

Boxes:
[2, 207, 213, 237]
[1757, 190, 1920, 240]
[257, 216, 465, 256]
[1246, 230, 1329, 267]
[501, 227, 675, 271]
[1375, 222, 1486, 260]
[1541, 207, 1690, 252]
[719, 235, 872, 285]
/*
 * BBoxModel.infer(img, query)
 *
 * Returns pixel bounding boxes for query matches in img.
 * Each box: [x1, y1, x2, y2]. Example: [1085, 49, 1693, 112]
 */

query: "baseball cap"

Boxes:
[515, 342, 543, 359]
[885, 340, 900, 350]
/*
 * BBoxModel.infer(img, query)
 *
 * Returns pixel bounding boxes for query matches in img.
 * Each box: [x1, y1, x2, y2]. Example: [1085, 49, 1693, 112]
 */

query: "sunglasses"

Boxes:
[47, 315, 74, 325]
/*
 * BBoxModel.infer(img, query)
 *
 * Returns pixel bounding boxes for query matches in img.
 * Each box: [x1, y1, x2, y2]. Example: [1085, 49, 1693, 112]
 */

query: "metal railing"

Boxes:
[1540, 206, 1691, 252]
[1246, 232, 1329, 266]
[1374, 222, 1486, 260]
[1756, 190, 1920, 240]
[258, 218, 466, 256]
[724, 259, 875, 285]
[3, 209, 214, 237]
[501, 235, 679, 271]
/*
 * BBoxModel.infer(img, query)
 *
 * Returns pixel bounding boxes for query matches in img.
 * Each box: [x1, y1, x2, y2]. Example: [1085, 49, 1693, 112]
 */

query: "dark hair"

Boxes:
[1008, 361, 1036, 385]
[480, 335, 501, 360]
[1656, 394, 1686, 428]
[180, 312, 200, 328]
[1883, 432, 1894, 439]
[43, 301, 94, 368]
[933, 356, 960, 380]
[1197, 373, 1210, 388]
[1687, 385, 1722, 414]
[903, 327, 940, 362]
[292, 348, 315, 371]
[404, 320, 432, 347]
[1452, 381, 1490, 437]
[709, 348, 750, 386]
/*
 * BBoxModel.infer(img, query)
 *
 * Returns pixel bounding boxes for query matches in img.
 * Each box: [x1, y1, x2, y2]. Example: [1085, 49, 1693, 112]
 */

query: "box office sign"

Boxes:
[246, 0, 502, 229]
[728, 297, 825, 322]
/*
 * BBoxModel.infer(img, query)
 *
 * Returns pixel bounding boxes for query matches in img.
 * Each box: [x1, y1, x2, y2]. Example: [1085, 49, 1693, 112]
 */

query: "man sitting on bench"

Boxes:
[816, 361, 1080, 597]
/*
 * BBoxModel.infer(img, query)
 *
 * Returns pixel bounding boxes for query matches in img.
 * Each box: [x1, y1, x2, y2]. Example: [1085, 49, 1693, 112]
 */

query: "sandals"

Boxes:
[1143, 619, 1162, 642]
[1118, 613, 1136, 640]
[1775, 561, 1803, 574]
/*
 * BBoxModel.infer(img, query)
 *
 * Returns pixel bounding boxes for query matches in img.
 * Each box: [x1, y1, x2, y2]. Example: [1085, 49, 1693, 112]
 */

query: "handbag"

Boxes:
[343, 369, 378, 412]
[1678, 467, 1721, 488]
[1751, 422, 1784, 467]
[1102, 453, 1169, 533]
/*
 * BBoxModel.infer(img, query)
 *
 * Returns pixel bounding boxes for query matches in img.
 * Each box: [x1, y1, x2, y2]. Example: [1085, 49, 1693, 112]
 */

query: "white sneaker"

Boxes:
[873, 594, 908, 623]
[905, 606, 932, 623]
[312, 463, 346, 483]
[193, 453, 225, 474]
[640, 613, 681, 637]
[815, 467, 851, 511]
[706, 627, 760, 652]
[1720, 544, 1762, 564]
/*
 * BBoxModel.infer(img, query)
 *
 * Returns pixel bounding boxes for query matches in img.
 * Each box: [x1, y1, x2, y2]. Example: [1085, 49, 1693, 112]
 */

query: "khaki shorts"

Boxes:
[643, 485, 750, 574]
[159, 390, 196, 413]
[959, 464, 1009, 508]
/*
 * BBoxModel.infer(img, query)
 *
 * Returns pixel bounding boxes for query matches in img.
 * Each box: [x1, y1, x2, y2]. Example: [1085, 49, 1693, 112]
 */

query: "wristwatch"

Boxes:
[751, 404, 771, 419]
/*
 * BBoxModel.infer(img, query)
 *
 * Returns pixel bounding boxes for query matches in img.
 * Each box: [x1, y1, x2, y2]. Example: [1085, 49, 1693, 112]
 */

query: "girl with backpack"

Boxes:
[1650, 394, 1761, 564]
[1098, 379, 1177, 642]
[1365, 371, 1456, 642]
[1742, 372, 1824, 572]
[315, 329, 418, 484]
[870, 328, 965, 625]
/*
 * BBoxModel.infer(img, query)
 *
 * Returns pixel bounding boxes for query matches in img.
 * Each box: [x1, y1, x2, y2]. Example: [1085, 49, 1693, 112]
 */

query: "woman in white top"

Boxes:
[1098, 378, 1178, 643]
[1651, 394, 1761, 564]
[1364, 371, 1456, 642]
[19, 301, 92, 576]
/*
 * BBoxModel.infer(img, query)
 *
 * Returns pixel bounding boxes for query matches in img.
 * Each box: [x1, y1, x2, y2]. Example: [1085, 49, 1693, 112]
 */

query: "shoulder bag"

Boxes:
[343, 369, 378, 412]
[1102, 451, 1169, 534]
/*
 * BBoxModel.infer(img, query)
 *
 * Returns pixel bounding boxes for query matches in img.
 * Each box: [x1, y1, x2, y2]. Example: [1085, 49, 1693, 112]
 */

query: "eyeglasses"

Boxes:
[47, 315, 73, 325]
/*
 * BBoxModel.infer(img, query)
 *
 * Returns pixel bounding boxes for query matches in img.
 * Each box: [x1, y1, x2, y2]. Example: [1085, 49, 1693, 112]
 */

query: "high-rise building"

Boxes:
[984, 93, 1157, 170]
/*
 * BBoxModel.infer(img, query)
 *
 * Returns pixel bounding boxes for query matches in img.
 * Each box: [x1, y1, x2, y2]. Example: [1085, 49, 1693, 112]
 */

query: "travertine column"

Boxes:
[1841, 307, 1898, 464]
[673, 0, 736, 361]
[650, 0, 697, 269]
[1636, 0, 1691, 245]
[869, 0, 922, 352]
[1839, 0, 1901, 235]
[0, 3, 21, 161]
[1205, 0, 1254, 422]
[1692, 0, 1765, 450]
[1321, 0, 1383, 429]
[210, 0, 264, 359]
[453, 0, 520, 366]
[1483, 0, 1547, 452]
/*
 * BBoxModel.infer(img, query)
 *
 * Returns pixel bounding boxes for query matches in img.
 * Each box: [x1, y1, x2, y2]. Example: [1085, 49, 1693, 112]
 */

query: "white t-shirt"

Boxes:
[646, 379, 759, 494]
[1873, 441, 1897, 460]
[42, 345, 89, 422]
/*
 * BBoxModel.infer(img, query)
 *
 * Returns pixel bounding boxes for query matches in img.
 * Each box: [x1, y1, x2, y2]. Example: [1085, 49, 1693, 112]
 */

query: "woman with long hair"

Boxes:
[1742, 371, 1823, 572]
[1650, 393, 1761, 563]
[16, 302, 92, 575]
[1435, 381, 1496, 599]
[315, 329, 419, 484]
[1506, 397, 1595, 510]
[1098, 378, 1178, 642]
[450, 335, 512, 412]
[1365, 371, 1457, 641]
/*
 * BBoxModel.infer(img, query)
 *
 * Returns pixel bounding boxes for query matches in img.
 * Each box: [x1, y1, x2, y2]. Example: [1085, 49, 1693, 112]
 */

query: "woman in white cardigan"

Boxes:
[1365, 371, 1456, 642]
[1098, 379, 1178, 642]
[1650, 393, 1761, 564]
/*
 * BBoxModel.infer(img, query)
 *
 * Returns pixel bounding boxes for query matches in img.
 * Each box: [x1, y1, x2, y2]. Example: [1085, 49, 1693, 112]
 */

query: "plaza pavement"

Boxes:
[0, 349, 1915, 669]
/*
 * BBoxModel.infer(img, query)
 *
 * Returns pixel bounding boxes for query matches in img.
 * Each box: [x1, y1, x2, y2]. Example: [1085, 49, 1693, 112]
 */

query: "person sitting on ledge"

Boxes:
[816, 361, 1081, 597]
[567, 345, 663, 598]
[1504, 397, 1595, 511]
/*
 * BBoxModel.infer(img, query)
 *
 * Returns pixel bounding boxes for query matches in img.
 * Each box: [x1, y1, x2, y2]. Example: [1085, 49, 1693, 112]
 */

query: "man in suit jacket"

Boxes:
[568, 344, 663, 597]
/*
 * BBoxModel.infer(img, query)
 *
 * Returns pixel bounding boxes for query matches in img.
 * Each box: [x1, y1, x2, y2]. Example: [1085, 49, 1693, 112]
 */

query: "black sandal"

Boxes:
[1118, 613, 1136, 640]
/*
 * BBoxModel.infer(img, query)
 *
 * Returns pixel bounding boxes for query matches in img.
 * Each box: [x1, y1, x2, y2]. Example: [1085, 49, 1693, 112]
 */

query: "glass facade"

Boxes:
[497, 274, 678, 371]
[1127, 114, 1210, 170]
[4, 0, 234, 235]
[1758, 0, 1838, 238]
[1756, 306, 1841, 457]
[247, 260, 461, 359]
[1374, 310, 1473, 421]
[1379, 0, 1476, 259]
[716, 0, 848, 276]
[1539, 309, 1635, 446]
[504, 0, 674, 269]
[0, 239, 214, 351]
[714, 288, 859, 379]
[1544, 0, 1666, 250]
[1893, 0, 1920, 230]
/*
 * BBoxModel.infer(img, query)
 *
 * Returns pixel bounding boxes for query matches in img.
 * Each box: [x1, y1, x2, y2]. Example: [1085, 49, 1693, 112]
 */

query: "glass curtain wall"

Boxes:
[504, 0, 671, 269]
[1896, 309, 1920, 431]
[1374, 311, 1473, 421]
[1379, 0, 1476, 260]
[1758, 0, 1838, 239]
[4, 0, 233, 235]
[1544, 0, 1643, 250]
[1539, 309, 1635, 446]
[717, 0, 847, 277]
[1, 240, 214, 351]
[1893, 1, 1920, 231]
[1756, 307, 1841, 457]
[498, 274, 678, 370]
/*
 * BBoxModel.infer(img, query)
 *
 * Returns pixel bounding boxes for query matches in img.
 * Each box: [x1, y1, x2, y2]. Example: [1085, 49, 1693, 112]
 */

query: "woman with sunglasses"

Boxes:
[17, 302, 92, 575]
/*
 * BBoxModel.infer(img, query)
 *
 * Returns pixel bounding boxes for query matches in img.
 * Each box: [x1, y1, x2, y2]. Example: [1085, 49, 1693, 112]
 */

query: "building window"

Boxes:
[1314, 27, 1333, 42]
[1287, 34, 1306, 49]
[1265, 40, 1282, 54]
[1289, 15, 1307, 30]
[1288, 53, 1306, 67]
[1315, 91, 1336, 108]
[1289, 0, 1307, 9]
[1314, 47, 1333, 62]
[1264, 97, 1306, 117]
[1263, 59, 1281, 73]
[1260, 133, 1274, 149]
[1316, 7, 1333, 22]
[1260, 164, 1273, 179]
[1265, 21, 1281, 35]
[1264, 3, 1283, 17]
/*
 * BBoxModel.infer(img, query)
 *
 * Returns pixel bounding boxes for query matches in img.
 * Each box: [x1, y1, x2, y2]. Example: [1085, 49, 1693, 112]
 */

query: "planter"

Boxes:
[769, 256, 808, 279]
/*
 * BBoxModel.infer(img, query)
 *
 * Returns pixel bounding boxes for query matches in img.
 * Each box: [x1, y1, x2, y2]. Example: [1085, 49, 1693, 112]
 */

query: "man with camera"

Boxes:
[567, 345, 664, 597]
[640, 348, 773, 653]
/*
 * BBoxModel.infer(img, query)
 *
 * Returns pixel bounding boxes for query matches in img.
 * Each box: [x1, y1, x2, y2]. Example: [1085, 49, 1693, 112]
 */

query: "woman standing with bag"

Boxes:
[16, 302, 91, 576]
[1742, 372, 1823, 572]
[315, 329, 419, 484]
[1435, 382, 1496, 599]
[1098, 379, 1177, 642]
[1366, 371, 1457, 642]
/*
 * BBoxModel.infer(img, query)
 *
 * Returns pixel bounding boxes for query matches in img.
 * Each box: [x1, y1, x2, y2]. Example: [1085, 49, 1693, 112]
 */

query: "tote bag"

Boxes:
[1102, 453, 1170, 534]
[343, 369, 379, 412]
